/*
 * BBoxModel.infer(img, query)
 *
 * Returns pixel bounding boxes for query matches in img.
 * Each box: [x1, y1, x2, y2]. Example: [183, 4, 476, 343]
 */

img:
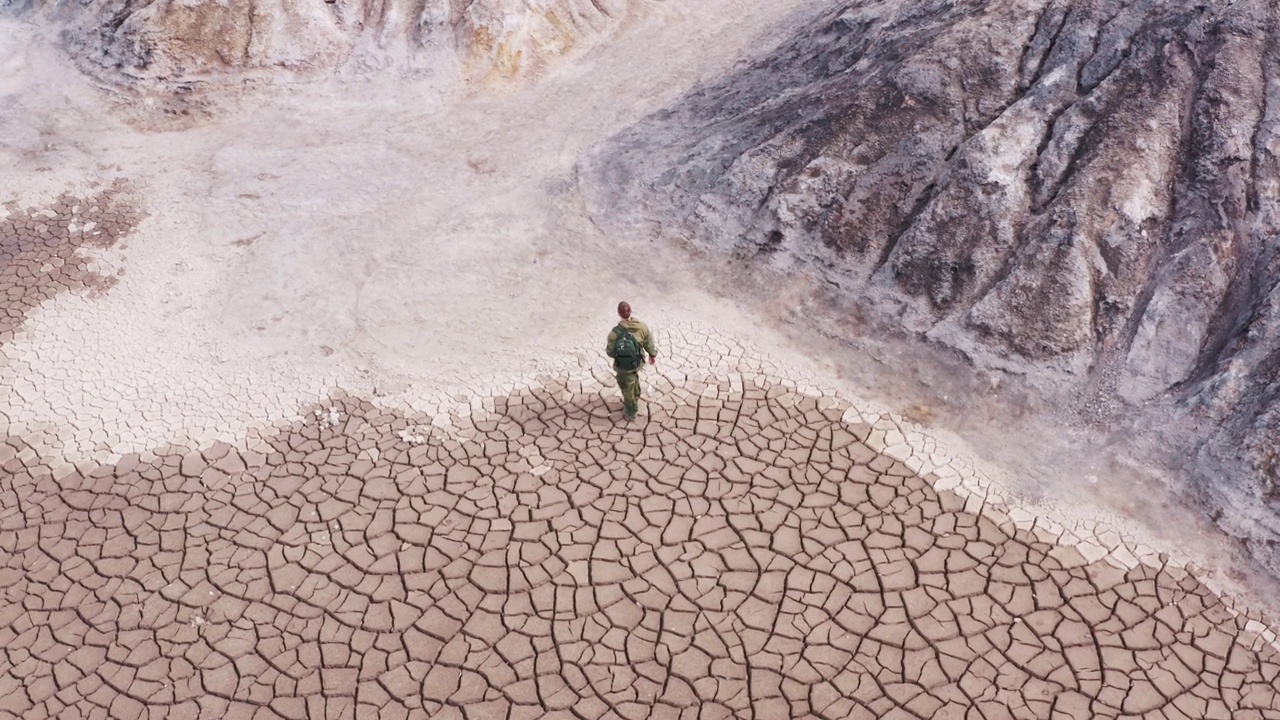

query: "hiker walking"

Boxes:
[606, 301, 657, 420]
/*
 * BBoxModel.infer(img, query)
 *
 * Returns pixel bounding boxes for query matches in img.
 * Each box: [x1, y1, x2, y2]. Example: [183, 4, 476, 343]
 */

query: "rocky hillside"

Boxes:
[2, 0, 651, 82]
[587, 0, 1280, 570]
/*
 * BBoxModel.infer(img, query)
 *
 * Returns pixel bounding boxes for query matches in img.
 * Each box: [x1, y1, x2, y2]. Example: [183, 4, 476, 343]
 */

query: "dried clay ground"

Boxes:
[2, 2, 1280, 719]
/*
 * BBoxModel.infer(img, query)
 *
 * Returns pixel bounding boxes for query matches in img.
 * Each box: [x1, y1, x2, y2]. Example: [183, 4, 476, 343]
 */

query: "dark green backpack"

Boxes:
[612, 325, 643, 371]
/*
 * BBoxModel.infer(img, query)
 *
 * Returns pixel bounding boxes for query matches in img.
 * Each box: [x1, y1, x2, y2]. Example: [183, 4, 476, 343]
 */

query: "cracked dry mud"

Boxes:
[3, 366, 1280, 719]
[0, 183, 140, 345]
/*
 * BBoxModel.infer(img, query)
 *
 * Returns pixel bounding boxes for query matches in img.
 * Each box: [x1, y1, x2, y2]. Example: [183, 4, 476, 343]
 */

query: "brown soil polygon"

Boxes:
[0, 181, 141, 346]
[1, 378, 1278, 719]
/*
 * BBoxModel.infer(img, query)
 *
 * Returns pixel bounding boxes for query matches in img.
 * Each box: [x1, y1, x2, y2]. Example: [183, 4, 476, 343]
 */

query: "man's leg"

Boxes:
[617, 372, 640, 419]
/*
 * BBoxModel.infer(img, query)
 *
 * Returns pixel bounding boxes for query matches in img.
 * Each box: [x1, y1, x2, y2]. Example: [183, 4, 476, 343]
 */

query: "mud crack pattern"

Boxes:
[2, 377, 1279, 719]
[0, 183, 140, 346]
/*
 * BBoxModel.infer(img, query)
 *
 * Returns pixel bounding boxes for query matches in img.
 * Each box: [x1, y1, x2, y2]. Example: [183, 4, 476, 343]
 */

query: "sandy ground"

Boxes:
[0, 1, 834, 452]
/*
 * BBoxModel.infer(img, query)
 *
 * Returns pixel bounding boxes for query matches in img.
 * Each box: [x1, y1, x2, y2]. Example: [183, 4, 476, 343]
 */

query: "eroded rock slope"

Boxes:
[587, 0, 1280, 570]
[2, 0, 652, 82]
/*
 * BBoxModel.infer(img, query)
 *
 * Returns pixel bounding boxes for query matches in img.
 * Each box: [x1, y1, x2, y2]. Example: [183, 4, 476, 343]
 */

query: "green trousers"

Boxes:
[616, 371, 641, 418]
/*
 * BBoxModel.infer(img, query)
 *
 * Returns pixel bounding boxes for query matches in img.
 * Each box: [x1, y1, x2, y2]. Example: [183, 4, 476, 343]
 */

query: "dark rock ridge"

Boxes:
[1, 0, 649, 82]
[586, 0, 1280, 572]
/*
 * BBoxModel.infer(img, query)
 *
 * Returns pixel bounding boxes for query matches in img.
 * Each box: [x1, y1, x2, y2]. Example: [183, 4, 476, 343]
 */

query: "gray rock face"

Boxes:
[587, 0, 1280, 570]
[2, 0, 649, 82]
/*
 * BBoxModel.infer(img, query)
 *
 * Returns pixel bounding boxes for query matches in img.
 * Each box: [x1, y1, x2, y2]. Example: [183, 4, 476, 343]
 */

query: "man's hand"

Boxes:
[649, 356, 657, 365]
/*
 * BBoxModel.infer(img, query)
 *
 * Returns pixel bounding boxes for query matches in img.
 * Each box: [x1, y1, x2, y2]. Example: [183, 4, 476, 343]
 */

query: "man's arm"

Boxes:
[606, 330, 618, 359]
[643, 326, 658, 364]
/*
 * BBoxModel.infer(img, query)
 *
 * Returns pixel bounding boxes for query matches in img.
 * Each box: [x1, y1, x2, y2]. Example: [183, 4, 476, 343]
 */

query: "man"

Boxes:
[606, 301, 657, 421]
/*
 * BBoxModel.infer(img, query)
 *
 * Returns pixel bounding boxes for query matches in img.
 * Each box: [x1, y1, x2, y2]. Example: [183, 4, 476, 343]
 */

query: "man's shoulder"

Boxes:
[625, 319, 651, 332]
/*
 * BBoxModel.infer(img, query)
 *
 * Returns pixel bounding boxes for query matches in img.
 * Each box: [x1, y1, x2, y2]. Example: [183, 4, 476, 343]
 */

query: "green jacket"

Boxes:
[606, 318, 657, 372]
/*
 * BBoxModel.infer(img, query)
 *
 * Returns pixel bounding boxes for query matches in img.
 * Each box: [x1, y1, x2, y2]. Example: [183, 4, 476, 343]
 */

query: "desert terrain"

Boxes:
[2, 1, 1280, 718]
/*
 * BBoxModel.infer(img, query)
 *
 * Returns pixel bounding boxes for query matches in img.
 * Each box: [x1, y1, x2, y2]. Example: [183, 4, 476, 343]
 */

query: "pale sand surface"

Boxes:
[3, 3, 1280, 718]
[0, 2, 828, 457]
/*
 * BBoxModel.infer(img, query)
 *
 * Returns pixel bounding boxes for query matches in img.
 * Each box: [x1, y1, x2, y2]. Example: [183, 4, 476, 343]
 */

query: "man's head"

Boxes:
[618, 301, 631, 319]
